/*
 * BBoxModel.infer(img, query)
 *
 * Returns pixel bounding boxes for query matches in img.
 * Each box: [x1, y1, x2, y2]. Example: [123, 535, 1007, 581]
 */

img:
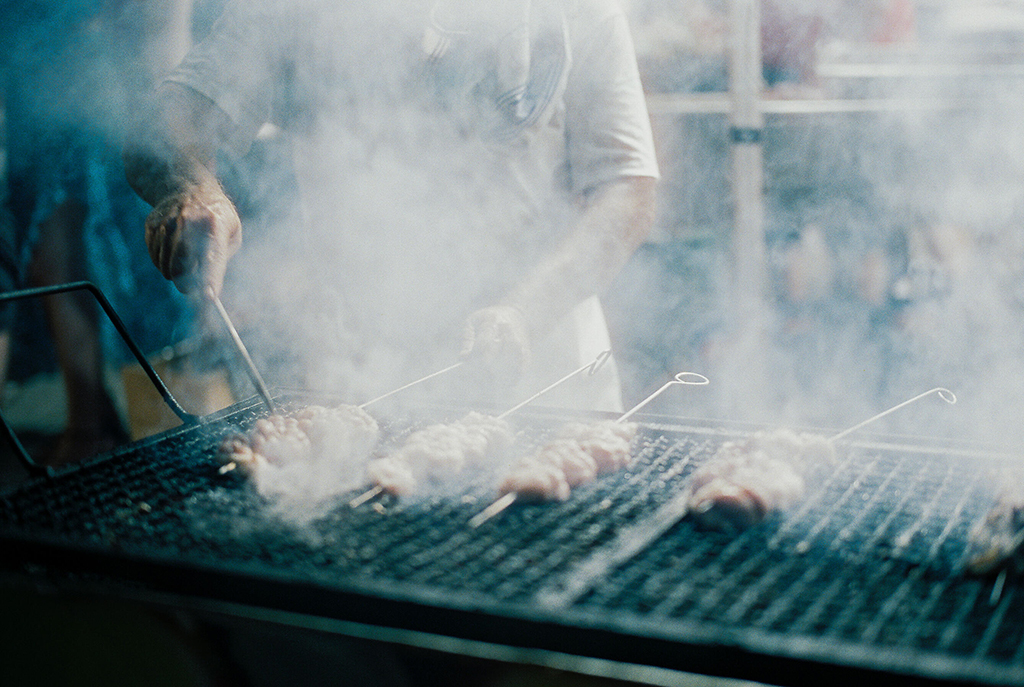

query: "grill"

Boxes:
[2, 391, 1022, 687]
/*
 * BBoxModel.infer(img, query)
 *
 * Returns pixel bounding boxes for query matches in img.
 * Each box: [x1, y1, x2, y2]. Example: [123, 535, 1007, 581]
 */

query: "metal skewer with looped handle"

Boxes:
[827, 387, 956, 443]
[468, 370, 711, 528]
[356, 361, 466, 411]
[348, 350, 614, 508]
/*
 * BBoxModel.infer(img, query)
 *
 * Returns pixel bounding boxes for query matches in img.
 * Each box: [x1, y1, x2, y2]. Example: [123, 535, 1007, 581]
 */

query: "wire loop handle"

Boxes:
[617, 371, 710, 423]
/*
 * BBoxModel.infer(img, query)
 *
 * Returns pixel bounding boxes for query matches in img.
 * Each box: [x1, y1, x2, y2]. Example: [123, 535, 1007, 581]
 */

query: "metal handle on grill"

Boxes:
[0, 281, 201, 474]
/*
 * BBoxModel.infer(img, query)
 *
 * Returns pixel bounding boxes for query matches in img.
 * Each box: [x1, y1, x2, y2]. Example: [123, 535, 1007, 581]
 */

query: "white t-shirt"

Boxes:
[167, 0, 659, 412]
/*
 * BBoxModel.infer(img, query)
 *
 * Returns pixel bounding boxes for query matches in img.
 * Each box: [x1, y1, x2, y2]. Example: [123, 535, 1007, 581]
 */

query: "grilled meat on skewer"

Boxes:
[364, 412, 515, 497]
[499, 456, 572, 502]
[685, 429, 835, 530]
[555, 420, 637, 473]
[217, 404, 380, 499]
[293, 403, 380, 458]
[498, 420, 639, 501]
[966, 486, 1024, 575]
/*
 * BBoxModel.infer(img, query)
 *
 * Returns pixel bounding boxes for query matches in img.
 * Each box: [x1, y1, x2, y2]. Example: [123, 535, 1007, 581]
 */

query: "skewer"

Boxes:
[468, 493, 517, 527]
[828, 387, 956, 443]
[351, 350, 612, 509]
[616, 371, 710, 423]
[990, 569, 1008, 606]
[358, 361, 465, 410]
[208, 288, 277, 413]
[348, 485, 383, 508]
[469, 369, 710, 527]
[346, 361, 468, 507]
[495, 349, 612, 420]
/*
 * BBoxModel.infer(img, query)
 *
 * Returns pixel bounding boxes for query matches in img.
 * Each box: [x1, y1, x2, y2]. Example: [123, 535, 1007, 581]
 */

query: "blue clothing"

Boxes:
[0, 0, 194, 364]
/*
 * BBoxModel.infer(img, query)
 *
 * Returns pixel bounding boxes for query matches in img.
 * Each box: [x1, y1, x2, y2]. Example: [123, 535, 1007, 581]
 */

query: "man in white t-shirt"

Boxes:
[125, 0, 659, 412]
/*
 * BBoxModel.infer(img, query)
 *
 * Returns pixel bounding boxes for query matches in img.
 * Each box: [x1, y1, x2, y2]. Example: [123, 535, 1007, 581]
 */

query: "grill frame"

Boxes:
[2, 394, 1023, 687]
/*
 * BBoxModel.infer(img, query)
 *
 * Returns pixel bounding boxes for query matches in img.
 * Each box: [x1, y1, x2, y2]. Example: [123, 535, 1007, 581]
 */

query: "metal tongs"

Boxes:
[0, 281, 201, 475]
[208, 288, 277, 414]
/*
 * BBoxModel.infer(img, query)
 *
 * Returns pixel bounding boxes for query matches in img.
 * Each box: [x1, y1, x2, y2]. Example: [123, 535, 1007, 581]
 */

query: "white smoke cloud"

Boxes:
[622, 1, 1024, 447]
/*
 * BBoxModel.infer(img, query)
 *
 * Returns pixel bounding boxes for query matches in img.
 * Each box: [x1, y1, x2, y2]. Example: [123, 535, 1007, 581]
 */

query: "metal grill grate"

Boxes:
[1, 396, 1022, 686]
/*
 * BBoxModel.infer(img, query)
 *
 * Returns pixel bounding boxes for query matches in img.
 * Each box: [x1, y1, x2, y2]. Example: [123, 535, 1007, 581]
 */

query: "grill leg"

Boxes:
[0, 403, 45, 475]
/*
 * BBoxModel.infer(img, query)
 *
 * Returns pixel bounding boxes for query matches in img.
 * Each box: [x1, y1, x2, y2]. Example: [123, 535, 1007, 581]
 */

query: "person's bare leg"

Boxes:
[29, 199, 124, 465]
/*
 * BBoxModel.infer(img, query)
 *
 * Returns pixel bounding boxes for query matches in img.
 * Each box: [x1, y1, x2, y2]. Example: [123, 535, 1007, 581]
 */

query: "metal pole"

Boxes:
[728, 0, 765, 314]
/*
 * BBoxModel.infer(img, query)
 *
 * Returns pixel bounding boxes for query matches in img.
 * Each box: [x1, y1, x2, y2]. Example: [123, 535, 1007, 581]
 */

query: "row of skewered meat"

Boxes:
[498, 420, 638, 501]
[216, 402, 837, 532]
[364, 411, 516, 496]
[217, 405, 641, 504]
[216, 400, 1024, 579]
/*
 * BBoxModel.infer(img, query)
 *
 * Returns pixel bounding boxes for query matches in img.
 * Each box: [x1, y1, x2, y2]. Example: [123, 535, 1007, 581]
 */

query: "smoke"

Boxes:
[11, 0, 1024, 486]
[197, 0, 581, 413]
[622, 1, 1024, 448]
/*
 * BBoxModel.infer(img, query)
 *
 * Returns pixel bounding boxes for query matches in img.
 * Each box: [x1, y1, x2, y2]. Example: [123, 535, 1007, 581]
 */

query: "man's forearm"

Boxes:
[502, 175, 657, 337]
[124, 144, 222, 208]
[123, 83, 227, 207]
[121, 83, 243, 294]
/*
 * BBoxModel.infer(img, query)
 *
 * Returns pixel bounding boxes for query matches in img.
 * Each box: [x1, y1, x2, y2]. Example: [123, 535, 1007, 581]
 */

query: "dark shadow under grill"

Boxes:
[2, 395, 1022, 686]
